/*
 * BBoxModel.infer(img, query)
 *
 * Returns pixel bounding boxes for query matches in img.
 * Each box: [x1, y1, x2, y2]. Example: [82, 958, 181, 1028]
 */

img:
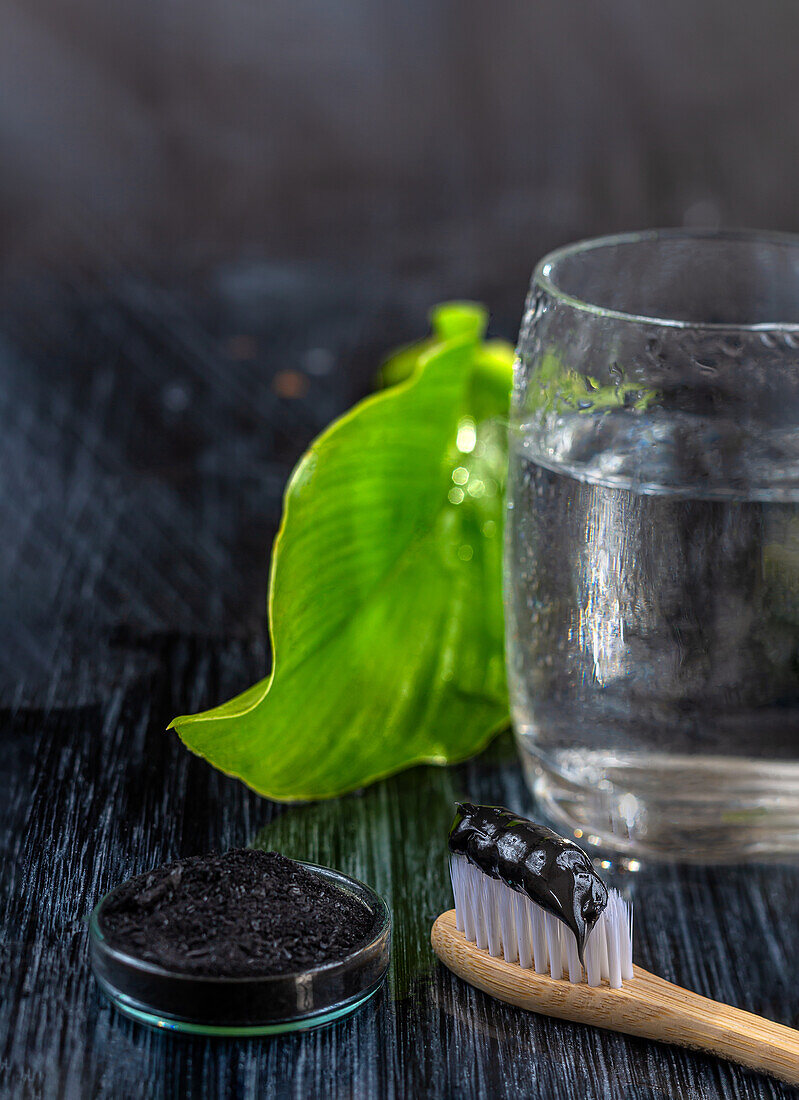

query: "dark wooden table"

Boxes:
[2, 270, 798, 1099]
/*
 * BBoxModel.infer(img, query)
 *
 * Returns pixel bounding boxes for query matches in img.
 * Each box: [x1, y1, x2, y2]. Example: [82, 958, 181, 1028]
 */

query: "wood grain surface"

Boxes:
[2, 274, 799, 1099]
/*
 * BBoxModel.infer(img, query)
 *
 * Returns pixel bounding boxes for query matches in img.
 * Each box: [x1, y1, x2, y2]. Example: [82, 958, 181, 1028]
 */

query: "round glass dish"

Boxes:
[89, 861, 391, 1035]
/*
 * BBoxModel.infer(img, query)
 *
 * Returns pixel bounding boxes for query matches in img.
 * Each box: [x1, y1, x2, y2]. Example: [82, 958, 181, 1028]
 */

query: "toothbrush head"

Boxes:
[448, 804, 632, 987]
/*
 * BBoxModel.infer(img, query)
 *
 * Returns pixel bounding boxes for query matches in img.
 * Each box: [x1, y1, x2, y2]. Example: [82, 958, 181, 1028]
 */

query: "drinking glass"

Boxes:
[506, 229, 799, 861]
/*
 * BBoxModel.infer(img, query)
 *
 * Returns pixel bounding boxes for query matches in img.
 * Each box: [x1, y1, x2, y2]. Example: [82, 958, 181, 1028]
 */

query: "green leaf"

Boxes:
[375, 338, 434, 389]
[375, 301, 488, 390]
[169, 304, 513, 800]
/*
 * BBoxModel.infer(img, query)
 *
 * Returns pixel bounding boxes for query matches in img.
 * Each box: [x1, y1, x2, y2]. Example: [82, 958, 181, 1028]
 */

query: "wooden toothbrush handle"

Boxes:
[431, 909, 799, 1086]
[626, 966, 799, 1085]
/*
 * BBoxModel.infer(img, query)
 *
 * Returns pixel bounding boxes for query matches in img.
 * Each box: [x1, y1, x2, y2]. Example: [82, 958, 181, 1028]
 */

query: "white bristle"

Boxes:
[498, 884, 518, 963]
[531, 897, 548, 973]
[545, 911, 562, 980]
[482, 877, 502, 957]
[449, 854, 633, 987]
[514, 892, 533, 968]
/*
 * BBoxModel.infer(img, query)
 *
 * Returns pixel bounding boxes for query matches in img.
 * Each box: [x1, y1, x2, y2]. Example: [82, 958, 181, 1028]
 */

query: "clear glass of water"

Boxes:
[506, 229, 799, 862]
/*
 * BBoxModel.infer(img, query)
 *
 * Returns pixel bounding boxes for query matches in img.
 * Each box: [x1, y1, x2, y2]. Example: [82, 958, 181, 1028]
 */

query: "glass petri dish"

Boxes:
[89, 861, 391, 1036]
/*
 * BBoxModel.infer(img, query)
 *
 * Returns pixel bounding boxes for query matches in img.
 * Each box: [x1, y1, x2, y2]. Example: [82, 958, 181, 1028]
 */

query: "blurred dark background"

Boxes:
[2, 0, 798, 701]
[3, 1, 797, 293]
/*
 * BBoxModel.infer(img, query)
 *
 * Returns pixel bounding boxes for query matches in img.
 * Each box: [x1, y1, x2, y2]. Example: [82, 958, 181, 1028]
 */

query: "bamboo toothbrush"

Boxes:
[431, 804, 799, 1086]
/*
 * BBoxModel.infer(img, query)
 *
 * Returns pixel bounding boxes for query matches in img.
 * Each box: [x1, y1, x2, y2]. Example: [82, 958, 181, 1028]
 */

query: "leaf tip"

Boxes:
[430, 301, 488, 343]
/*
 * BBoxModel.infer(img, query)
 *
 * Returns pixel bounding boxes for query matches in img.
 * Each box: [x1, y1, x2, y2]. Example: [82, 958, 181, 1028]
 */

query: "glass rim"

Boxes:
[533, 228, 799, 332]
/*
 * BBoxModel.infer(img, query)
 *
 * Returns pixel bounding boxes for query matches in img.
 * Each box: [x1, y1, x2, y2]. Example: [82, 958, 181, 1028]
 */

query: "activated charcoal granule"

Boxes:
[98, 849, 375, 977]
